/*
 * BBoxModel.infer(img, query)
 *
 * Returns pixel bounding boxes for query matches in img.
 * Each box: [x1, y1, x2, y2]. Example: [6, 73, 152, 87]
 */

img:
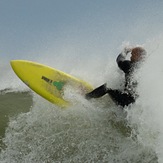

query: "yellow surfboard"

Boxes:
[10, 60, 93, 108]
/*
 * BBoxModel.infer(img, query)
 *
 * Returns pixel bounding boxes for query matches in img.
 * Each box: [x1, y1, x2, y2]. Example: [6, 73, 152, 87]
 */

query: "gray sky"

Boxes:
[0, 0, 163, 60]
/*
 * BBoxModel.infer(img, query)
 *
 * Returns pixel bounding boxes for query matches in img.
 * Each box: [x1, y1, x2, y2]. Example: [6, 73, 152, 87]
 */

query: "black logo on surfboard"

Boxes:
[41, 76, 65, 91]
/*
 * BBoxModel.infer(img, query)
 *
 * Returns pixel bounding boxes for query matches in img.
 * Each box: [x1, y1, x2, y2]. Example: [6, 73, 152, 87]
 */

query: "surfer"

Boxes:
[85, 46, 146, 107]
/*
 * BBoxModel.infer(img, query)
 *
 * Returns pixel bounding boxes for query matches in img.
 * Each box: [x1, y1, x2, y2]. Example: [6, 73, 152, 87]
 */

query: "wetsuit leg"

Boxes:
[85, 85, 135, 107]
[85, 84, 108, 99]
[107, 89, 135, 107]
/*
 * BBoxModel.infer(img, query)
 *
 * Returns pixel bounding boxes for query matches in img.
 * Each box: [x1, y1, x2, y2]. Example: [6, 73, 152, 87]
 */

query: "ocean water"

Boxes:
[0, 40, 162, 163]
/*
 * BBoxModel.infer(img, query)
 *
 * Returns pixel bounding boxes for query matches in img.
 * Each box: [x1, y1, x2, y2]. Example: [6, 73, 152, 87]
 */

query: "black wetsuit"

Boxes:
[85, 52, 139, 107]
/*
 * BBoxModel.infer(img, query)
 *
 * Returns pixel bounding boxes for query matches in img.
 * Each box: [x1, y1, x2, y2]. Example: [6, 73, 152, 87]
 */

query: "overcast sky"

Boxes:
[0, 0, 163, 61]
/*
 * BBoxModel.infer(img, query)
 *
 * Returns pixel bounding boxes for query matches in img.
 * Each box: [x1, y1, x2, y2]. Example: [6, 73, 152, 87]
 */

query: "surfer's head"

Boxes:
[131, 47, 146, 62]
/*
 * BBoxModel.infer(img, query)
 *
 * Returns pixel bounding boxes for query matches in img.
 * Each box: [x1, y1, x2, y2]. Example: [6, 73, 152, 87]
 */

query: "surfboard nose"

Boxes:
[10, 60, 18, 67]
[10, 60, 25, 69]
[10, 60, 26, 74]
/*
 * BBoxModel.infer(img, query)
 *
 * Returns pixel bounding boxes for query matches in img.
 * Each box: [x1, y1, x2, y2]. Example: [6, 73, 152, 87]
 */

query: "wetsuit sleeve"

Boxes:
[116, 53, 131, 73]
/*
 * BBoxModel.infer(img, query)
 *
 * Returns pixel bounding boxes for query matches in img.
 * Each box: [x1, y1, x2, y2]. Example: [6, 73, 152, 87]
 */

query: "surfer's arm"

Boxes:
[116, 47, 132, 63]
[116, 48, 132, 73]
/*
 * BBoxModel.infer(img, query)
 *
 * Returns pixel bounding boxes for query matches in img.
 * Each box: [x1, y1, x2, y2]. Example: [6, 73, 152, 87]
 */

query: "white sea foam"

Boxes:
[1, 37, 163, 162]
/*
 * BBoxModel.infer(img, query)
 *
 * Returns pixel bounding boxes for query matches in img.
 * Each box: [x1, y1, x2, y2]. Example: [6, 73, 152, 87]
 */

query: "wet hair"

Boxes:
[132, 47, 146, 56]
[131, 46, 147, 62]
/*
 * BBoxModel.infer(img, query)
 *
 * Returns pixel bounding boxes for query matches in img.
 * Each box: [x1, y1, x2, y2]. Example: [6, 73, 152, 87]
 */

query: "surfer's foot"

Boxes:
[85, 84, 108, 100]
[85, 93, 92, 100]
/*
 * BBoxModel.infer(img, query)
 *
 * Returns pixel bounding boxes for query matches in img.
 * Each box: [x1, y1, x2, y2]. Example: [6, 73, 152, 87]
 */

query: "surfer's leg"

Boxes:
[85, 83, 108, 99]
[107, 89, 135, 107]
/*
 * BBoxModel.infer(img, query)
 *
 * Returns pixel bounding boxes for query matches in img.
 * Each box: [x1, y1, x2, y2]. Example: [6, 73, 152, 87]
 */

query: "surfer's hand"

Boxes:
[123, 47, 132, 54]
